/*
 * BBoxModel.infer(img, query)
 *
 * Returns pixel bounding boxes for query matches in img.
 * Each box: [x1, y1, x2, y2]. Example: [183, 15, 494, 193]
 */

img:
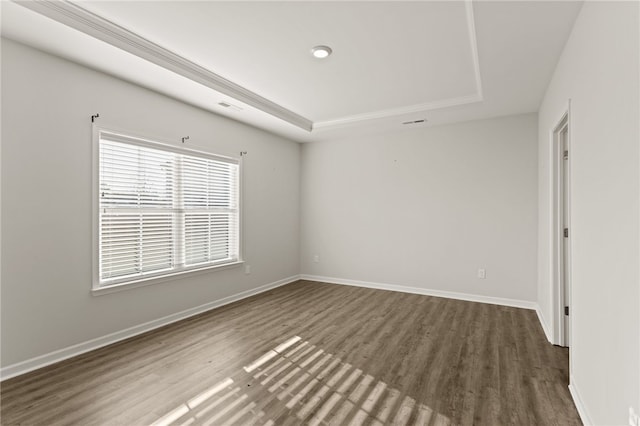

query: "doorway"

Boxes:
[553, 111, 571, 348]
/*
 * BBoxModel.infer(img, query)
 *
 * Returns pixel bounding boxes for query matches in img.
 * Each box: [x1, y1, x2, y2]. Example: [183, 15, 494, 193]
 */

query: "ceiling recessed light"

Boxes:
[311, 45, 332, 59]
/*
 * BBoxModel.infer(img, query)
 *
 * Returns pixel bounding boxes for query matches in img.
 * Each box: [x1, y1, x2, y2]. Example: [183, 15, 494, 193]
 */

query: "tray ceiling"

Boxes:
[79, 1, 483, 125]
[1, 1, 582, 142]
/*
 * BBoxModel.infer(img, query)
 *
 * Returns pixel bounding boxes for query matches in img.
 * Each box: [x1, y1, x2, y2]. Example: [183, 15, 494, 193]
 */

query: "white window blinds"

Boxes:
[98, 131, 240, 287]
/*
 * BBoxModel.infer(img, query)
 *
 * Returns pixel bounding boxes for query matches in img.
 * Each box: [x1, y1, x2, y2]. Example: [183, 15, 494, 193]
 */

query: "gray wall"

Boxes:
[1, 39, 301, 367]
[537, 2, 639, 424]
[300, 113, 539, 304]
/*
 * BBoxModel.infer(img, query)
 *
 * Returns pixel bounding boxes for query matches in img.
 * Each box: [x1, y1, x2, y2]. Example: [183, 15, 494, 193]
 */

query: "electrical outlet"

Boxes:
[244, 265, 251, 275]
[629, 407, 639, 426]
[477, 268, 486, 279]
[313, 254, 320, 263]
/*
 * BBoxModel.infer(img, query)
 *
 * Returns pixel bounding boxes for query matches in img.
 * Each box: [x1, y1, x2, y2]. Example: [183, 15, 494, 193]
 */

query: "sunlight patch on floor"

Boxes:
[152, 336, 451, 425]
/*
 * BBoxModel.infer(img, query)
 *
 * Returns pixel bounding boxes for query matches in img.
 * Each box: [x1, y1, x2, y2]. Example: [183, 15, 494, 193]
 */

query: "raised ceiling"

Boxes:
[79, 1, 483, 124]
[1, 1, 583, 142]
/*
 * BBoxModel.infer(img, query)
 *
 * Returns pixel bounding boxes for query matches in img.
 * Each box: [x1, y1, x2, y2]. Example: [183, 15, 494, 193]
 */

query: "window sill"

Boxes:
[91, 261, 244, 296]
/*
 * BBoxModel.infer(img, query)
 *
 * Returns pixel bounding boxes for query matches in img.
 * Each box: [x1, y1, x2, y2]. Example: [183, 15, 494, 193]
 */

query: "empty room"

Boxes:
[1, 1, 638, 425]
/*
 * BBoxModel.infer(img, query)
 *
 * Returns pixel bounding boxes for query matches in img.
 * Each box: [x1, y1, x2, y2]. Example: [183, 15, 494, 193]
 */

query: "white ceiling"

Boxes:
[1, 1, 583, 143]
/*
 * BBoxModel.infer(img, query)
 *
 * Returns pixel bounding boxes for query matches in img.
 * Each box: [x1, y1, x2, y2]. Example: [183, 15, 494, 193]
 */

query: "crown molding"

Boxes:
[14, 0, 483, 135]
[466, 0, 483, 100]
[14, 0, 313, 132]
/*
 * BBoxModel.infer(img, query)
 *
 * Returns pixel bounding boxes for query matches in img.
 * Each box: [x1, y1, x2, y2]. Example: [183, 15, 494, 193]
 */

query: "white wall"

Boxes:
[300, 113, 538, 304]
[0, 39, 301, 369]
[537, 2, 639, 424]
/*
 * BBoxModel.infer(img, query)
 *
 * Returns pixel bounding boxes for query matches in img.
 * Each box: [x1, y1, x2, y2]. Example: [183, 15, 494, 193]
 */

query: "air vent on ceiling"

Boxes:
[218, 101, 243, 112]
[402, 119, 426, 125]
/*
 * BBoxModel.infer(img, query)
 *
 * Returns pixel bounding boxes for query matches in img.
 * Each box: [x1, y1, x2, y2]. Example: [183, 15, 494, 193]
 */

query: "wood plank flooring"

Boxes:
[0, 280, 581, 425]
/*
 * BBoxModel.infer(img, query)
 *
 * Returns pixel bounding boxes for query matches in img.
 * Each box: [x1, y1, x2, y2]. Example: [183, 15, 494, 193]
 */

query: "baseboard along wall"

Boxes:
[568, 376, 594, 426]
[536, 307, 554, 343]
[0, 275, 300, 381]
[2, 274, 547, 382]
[300, 274, 538, 310]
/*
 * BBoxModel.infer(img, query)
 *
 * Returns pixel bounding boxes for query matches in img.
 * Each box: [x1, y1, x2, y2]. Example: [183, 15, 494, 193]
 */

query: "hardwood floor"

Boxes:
[0, 281, 581, 426]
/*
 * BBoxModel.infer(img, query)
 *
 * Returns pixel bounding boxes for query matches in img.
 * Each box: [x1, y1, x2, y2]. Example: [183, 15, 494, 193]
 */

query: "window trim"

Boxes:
[92, 124, 244, 295]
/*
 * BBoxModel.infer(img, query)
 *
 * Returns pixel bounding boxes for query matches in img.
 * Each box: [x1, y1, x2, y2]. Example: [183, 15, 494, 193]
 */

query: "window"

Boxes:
[94, 128, 240, 291]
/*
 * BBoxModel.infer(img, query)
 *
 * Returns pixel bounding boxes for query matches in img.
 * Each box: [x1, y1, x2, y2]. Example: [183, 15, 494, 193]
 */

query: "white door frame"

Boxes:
[552, 102, 572, 349]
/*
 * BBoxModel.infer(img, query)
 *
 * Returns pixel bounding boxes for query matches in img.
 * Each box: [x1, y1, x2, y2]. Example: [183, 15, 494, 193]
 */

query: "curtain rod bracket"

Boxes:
[91, 113, 100, 123]
[181, 136, 189, 144]
[240, 151, 247, 156]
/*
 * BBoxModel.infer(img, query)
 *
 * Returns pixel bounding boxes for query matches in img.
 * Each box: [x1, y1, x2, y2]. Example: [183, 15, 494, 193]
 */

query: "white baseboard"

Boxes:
[0, 275, 300, 381]
[0, 274, 547, 381]
[535, 306, 553, 343]
[569, 376, 594, 426]
[299, 274, 537, 310]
